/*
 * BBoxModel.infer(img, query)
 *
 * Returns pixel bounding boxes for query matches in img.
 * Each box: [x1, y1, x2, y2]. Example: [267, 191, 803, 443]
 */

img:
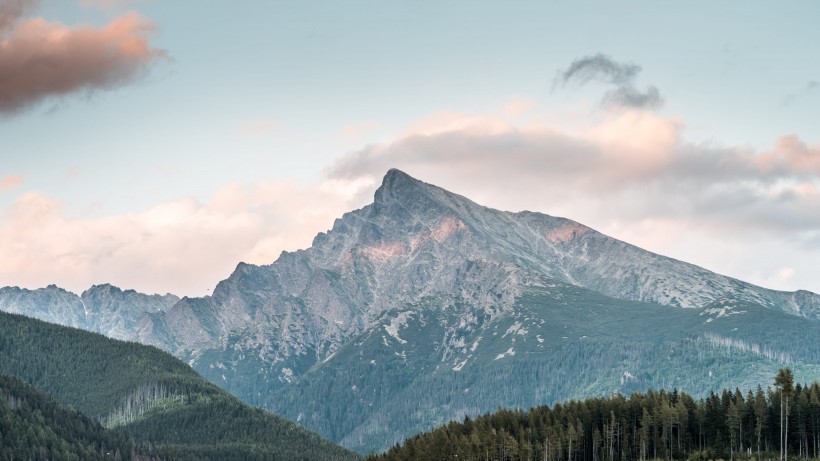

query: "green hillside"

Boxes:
[0, 311, 360, 461]
[0, 373, 154, 461]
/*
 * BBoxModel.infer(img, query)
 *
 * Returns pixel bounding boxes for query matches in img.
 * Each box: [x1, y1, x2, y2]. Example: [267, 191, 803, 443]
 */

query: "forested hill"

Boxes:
[0, 311, 360, 461]
[370, 372, 820, 461]
[0, 373, 156, 461]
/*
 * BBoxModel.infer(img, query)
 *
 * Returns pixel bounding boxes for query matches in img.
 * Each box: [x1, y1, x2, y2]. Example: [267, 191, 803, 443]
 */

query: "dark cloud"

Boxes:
[559, 53, 641, 86]
[0, 8, 165, 116]
[807, 81, 818, 91]
[556, 53, 664, 110]
[0, 0, 37, 33]
[602, 85, 664, 110]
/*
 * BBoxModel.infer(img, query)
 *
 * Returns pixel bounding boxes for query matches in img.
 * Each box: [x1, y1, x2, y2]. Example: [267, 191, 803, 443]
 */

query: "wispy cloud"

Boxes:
[79, 0, 139, 8]
[558, 53, 641, 86]
[0, 3, 165, 115]
[0, 175, 24, 191]
[782, 80, 819, 106]
[556, 53, 663, 110]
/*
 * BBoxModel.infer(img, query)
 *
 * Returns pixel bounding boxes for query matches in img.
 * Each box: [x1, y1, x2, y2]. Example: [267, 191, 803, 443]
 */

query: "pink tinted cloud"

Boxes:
[329, 109, 820, 235]
[0, 175, 24, 190]
[327, 107, 820, 292]
[0, 10, 165, 115]
[0, 180, 363, 296]
[756, 135, 820, 175]
[79, 0, 139, 8]
[0, 0, 36, 33]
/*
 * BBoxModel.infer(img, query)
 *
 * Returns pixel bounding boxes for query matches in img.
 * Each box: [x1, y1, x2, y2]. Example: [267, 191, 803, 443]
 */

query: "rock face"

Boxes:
[1, 169, 819, 452]
[0, 284, 178, 340]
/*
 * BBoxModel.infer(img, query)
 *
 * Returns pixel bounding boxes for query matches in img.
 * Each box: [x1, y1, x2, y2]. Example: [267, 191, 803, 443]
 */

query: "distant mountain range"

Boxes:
[2, 169, 819, 453]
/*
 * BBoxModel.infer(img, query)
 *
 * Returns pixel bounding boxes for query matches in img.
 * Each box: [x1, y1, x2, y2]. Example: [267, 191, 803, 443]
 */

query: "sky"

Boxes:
[1, 0, 819, 296]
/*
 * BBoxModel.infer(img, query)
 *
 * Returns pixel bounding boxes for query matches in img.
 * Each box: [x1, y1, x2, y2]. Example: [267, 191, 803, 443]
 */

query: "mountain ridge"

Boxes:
[1, 168, 819, 453]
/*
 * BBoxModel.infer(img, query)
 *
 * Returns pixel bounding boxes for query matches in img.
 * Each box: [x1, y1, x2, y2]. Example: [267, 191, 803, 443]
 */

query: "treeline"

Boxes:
[0, 310, 361, 461]
[0, 374, 157, 461]
[370, 371, 820, 461]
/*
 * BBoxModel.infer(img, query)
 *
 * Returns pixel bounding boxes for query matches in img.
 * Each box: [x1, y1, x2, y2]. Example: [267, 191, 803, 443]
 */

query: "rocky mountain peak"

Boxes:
[372, 168, 437, 212]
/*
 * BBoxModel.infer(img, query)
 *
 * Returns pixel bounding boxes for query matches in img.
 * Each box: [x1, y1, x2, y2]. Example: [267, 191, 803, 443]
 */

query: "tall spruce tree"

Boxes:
[775, 368, 794, 461]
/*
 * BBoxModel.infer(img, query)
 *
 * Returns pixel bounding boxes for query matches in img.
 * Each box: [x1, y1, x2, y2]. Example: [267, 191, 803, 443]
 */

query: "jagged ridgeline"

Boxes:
[369, 377, 820, 461]
[0, 311, 360, 461]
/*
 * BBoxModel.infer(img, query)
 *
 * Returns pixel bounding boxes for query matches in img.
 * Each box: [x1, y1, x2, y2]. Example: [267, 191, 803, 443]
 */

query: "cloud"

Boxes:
[79, 0, 139, 8]
[503, 98, 536, 118]
[0, 175, 24, 191]
[558, 53, 641, 86]
[0, 179, 367, 296]
[242, 121, 280, 137]
[0, 0, 37, 33]
[0, 7, 165, 115]
[336, 121, 380, 147]
[556, 53, 664, 110]
[602, 85, 663, 110]
[3, 103, 819, 295]
[327, 108, 820, 292]
[782, 80, 819, 106]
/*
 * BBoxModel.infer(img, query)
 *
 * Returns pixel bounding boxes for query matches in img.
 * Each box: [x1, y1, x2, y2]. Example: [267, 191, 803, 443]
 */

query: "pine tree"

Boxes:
[775, 368, 794, 461]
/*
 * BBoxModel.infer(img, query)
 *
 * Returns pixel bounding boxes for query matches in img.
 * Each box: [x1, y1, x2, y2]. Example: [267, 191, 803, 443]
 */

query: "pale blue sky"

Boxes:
[1, 1, 818, 295]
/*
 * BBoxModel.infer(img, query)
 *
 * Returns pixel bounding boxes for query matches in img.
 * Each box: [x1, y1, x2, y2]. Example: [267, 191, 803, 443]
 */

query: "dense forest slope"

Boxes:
[0, 311, 359, 461]
[369, 374, 820, 461]
[0, 373, 154, 461]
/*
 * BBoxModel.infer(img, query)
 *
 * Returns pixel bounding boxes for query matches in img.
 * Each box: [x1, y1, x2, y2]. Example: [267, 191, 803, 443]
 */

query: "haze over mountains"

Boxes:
[2, 169, 819, 453]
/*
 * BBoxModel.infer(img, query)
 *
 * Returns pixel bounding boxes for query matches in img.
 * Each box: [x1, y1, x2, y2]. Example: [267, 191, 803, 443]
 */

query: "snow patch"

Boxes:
[453, 358, 468, 371]
[384, 312, 412, 344]
[470, 337, 482, 352]
[494, 347, 515, 360]
[502, 322, 522, 338]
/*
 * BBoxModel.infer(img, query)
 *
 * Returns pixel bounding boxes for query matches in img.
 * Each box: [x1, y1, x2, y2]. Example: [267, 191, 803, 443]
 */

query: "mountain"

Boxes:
[1, 169, 819, 453]
[0, 283, 178, 341]
[0, 310, 359, 460]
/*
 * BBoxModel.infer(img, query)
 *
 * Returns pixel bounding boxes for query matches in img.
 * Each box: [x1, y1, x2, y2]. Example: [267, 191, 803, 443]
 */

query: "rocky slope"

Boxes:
[0, 284, 178, 340]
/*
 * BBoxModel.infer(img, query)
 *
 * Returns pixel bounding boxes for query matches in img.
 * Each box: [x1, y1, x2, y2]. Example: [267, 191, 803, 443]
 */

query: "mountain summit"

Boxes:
[2, 169, 819, 453]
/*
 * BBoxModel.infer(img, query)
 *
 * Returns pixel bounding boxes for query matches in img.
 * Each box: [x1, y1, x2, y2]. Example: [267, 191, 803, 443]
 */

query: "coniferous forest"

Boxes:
[370, 370, 820, 461]
[0, 374, 155, 461]
[0, 310, 360, 461]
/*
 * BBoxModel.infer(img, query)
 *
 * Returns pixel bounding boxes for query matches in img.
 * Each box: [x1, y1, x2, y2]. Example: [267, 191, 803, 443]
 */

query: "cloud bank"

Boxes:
[1, 106, 819, 295]
[329, 111, 820, 233]
[0, 179, 366, 296]
[0, 1, 164, 115]
[327, 107, 820, 293]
